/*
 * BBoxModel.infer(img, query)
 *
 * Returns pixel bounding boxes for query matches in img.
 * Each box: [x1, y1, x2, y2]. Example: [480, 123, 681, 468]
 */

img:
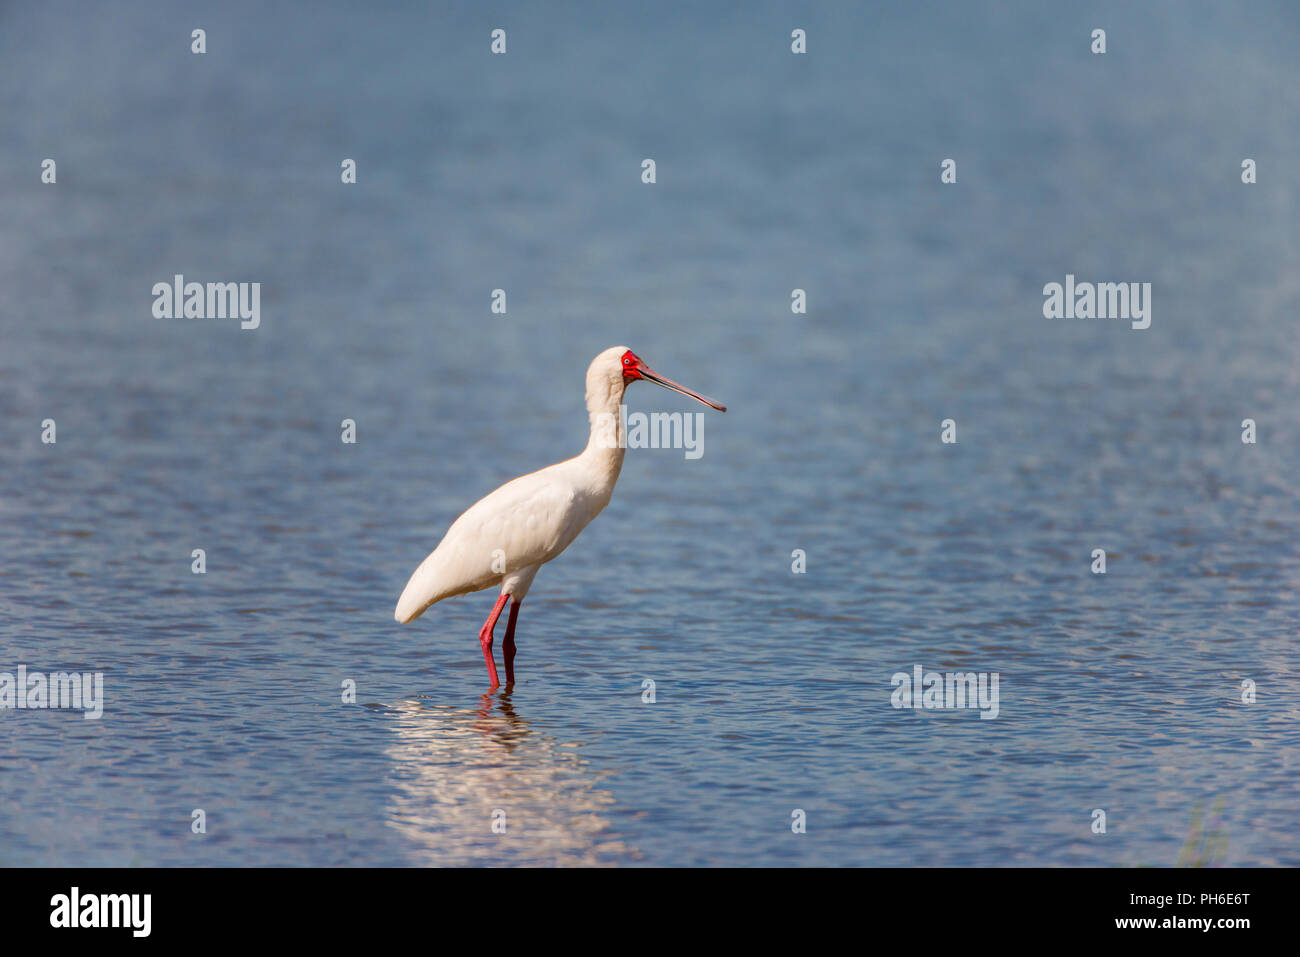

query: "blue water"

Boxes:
[2, 1, 1298, 866]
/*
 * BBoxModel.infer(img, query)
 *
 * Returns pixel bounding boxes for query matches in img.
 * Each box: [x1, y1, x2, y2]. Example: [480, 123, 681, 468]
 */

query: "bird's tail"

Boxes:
[394, 575, 440, 623]
[394, 546, 471, 623]
[394, 593, 427, 624]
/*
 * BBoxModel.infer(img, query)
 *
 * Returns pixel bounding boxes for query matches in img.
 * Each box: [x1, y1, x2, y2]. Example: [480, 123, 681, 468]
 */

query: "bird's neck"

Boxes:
[578, 378, 627, 490]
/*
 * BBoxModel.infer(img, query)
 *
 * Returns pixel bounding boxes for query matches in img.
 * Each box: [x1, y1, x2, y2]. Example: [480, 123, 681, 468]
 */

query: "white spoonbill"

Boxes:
[394, 346, 726, 687]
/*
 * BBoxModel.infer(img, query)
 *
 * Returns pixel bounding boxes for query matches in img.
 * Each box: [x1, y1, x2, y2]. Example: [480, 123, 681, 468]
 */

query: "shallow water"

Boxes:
[2, 1, 1298, 866]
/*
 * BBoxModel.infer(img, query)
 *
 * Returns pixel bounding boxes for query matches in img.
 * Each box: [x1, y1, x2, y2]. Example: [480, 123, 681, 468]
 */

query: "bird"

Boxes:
[394, 346, 726, 687]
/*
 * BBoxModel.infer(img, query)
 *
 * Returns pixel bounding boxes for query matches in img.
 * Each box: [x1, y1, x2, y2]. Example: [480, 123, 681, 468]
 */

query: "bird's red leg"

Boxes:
[502, 598, 522, 684]
[479, 592, 510, 688]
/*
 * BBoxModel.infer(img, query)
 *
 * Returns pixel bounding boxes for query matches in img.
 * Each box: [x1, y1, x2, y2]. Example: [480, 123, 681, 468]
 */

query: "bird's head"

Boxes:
[592, 346, 726, 412]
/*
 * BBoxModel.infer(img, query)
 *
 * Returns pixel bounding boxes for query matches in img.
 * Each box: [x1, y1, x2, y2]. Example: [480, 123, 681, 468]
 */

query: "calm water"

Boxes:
[2, 1, 1299, 866]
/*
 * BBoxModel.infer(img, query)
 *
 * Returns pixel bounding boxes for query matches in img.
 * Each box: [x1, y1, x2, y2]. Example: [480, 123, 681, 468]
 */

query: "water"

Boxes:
[2, 1, 1298, 866]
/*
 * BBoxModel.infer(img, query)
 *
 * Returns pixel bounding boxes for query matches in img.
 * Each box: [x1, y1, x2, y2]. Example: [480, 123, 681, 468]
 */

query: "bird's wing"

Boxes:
[394, 464, 588, 623]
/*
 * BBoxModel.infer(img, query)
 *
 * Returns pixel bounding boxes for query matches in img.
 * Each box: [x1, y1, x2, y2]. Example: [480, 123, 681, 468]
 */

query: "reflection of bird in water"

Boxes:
[377, 692, 637, 866]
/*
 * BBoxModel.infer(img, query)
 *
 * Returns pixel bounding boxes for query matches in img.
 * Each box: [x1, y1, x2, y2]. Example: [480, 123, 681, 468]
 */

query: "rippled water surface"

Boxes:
[2, 2, 1299, 866]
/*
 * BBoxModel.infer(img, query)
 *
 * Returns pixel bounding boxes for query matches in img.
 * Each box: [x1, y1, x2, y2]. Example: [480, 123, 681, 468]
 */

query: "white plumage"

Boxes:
[393, 458, 603, 621]
[394, 345, 725, 686]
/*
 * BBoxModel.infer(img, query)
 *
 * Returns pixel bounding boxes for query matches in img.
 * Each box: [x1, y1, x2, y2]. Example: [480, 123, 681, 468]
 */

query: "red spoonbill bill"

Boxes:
[394, 346, 726, 687]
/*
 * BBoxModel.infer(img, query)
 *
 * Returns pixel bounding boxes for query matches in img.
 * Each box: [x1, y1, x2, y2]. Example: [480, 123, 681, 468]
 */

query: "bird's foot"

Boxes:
[502, 637, 516, 684]
[479, 633, 499, 688]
